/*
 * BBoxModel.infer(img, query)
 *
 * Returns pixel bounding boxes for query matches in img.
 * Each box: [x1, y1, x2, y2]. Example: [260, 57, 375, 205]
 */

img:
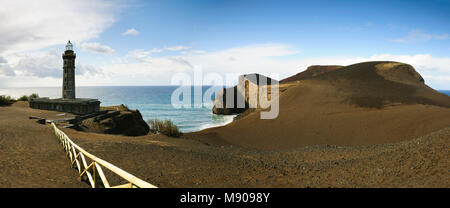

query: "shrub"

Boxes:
[147, 118, 182, 137]
[17, 95, 29, 101]
[17, 93, 39, 102]
[29, 93, 39, 100]
[0, 95, 14, 106]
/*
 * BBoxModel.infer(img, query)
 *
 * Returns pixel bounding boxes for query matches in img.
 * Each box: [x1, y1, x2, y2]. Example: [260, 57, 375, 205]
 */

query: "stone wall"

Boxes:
[30, 98, 100, 115]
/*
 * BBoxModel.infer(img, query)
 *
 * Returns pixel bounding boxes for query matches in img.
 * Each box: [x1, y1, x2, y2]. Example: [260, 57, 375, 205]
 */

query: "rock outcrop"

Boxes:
[213, 73, 277, 115]
[77, 105, 150, 136]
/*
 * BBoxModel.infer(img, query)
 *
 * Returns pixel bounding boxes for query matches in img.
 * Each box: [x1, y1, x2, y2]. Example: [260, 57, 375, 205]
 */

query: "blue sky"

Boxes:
[101, 0, 450, 56]
[0, 0, 450, 89]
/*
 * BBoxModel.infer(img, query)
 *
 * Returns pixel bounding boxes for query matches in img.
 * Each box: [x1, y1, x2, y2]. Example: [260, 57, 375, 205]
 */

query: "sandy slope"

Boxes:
[280, 65, 343, 83]
[189, 62, 450, 150]
[190, 82, 450, 150]
[0, 102, 87, 187]
[0, 97, 449, 188]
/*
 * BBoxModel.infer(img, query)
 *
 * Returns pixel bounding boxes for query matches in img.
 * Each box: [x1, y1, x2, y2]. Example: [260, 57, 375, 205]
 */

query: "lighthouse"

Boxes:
[29, 41, 100, 115]
[62, 40, 76, 99]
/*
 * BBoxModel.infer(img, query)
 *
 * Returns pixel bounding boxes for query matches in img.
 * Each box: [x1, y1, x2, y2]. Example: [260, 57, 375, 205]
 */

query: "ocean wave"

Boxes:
[191, 115, 236, 132]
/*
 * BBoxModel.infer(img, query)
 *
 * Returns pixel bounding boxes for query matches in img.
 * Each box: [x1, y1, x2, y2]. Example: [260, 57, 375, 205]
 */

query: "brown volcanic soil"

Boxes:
[0, 96, 449, 187]
[189, 61, 450, 150]
[64, 126, 450, 187]
[281, 65, 343, 83]
[0, 102, 87, 188]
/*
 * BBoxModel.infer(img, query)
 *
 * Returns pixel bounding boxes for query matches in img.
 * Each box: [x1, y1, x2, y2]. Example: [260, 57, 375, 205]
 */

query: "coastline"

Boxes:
[2, 86, 448, 134]
[192, 114, 236, 133]
[0, 86, 232, 133]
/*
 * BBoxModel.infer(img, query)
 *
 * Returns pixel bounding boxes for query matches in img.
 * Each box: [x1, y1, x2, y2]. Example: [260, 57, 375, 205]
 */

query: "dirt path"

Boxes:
[0, 102, 87, 187]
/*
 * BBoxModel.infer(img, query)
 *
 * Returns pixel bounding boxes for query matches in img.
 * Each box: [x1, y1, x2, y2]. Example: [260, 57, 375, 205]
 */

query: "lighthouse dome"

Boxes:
[65, 40, 73, 51]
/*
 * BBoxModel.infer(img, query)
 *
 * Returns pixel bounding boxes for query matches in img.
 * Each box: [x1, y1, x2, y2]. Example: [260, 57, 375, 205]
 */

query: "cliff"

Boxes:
[212, 73, 277, 115]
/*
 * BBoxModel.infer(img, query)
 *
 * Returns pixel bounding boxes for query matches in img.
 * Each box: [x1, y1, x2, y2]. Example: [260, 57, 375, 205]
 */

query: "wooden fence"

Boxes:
[51, 123, 157, 188]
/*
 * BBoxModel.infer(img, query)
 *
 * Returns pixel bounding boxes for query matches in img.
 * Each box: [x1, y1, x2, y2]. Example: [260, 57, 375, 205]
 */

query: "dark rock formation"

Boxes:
[78, 105, 149, 136]
[212, 86, 247, 115]
[213, 73, 277, 115]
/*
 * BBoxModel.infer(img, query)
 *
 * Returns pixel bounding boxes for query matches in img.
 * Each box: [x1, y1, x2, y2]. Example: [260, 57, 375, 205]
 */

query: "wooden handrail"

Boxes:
[51, 123, 157, 188]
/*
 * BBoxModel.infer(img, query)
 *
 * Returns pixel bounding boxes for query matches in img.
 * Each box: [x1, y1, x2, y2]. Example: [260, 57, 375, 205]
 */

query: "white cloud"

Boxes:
[98, 44, 301, 86]
[123, 46, 192, 61]
[79, 42, 115, 55]
[164, 46, 192, 51]
[393, 30, 449, 43]
[122, 28, 140, 36]
[0, 0, 120, 87]
[0, 0, 120, 54]
[0, 49, 103, 80]
[150, 48, 164, 53]
[100, 44, 450, 89]
[0, 56, 7, 64]
[125, 49, 153, 62]
[151, 46, 192, 53]
[0, 50, 62, 78]
[2, 43, 450, 90]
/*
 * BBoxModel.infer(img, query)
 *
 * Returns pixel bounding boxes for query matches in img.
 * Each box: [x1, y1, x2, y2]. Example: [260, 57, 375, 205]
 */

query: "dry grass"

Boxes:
[100, 104, 130, 111]
[147, 118, 182, 138]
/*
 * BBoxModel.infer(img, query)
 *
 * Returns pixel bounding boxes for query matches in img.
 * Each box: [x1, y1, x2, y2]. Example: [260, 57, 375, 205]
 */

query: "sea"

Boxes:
[441, 90, 450, 96]
[0, 86, 235, 133]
